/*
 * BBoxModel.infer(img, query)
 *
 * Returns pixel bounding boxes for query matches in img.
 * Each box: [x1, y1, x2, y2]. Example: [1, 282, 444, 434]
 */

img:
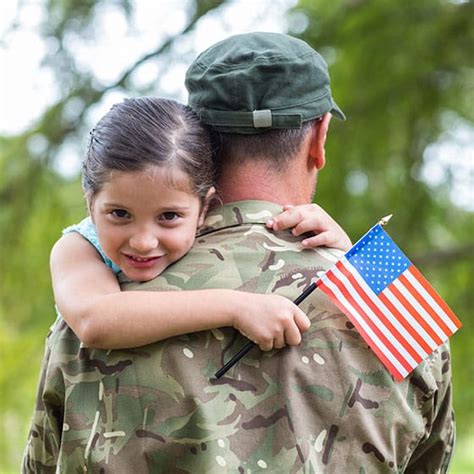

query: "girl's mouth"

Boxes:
[123, 254, 162, 268]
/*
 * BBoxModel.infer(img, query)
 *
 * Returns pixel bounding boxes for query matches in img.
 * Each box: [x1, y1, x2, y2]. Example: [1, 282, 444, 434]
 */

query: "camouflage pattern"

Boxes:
[23, 201, 455, 473]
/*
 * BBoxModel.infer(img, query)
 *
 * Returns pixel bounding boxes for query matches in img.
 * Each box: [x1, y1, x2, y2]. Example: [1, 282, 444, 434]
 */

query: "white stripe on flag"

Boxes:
[343, 260, 428, 359]
[405, 268, 459, 333]
[382, 287, 438, 350]
[332, 264, 418, 368]
[392, 278, 449, 342]
[320, 272, 409, 378]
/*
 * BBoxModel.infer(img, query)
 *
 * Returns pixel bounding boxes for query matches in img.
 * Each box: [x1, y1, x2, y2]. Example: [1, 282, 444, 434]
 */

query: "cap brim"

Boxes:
[331, 100, 346, 121]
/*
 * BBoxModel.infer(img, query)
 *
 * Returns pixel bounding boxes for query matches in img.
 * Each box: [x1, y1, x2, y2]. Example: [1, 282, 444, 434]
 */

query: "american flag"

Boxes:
[317, 223, 462, 381]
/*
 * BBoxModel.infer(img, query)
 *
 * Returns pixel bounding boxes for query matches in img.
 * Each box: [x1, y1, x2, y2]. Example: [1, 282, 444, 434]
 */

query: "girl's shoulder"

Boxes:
[62, 217, 121, 274]
[63, 216, 96, 240]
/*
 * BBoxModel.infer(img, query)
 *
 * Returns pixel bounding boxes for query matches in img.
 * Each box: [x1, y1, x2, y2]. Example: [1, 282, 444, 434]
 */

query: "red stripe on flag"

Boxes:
[378, 293, 432, 355]
[336, 263, 423, 365]
[388, 282, 443, 346]
[328, 264, 412, 374]
[409, 266, 462, 330]
[318, 278, 405, 382]
[398, 272, 451, 336]
[327, 263, 412, 374]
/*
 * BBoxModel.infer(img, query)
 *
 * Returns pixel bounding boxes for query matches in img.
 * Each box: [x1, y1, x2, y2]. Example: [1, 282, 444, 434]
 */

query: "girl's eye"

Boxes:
[160, 212, 179, 221]
[111, 209, 130, 219]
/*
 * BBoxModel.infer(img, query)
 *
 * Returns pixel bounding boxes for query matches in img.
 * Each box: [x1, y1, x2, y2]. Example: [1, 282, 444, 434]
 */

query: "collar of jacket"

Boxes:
[198, 200, 283, 237]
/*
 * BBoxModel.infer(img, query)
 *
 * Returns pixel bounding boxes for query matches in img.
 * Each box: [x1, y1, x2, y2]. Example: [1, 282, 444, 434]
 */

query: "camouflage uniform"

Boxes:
[23, 201, 454, 473]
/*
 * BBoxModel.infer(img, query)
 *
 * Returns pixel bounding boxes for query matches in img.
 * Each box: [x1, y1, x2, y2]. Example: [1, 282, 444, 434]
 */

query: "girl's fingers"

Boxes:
[270, 209, 304, 231]
[284, 324, 303, 346]
[258, 339, 273, 352]
[301, 232, 332, 248]
[270, 204, 326, 232]
[302, 231, 352, 251]
[292, 219, 324, 236]
[273, 334, 286, 349]
[294, 310, 311, 332]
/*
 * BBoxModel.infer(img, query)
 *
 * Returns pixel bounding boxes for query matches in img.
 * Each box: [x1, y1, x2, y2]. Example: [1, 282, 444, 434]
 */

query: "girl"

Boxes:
[51, 97, 351, 352]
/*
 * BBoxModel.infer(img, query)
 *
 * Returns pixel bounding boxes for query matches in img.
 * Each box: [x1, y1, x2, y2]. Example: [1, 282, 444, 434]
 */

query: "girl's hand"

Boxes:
[232, 293, 311, 351]
[266, 204, 352, 252]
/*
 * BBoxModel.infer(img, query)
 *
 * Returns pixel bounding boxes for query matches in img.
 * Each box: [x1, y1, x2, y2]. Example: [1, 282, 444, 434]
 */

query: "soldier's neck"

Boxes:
[217, 161, 315, 206]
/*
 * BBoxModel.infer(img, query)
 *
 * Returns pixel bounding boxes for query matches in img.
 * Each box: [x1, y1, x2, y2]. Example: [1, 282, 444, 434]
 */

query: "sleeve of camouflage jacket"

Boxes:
[404, 343, 455, 473]
[22, 324, 65, 473]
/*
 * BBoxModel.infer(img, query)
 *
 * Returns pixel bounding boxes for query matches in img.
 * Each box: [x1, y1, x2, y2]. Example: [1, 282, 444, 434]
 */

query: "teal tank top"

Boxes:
[62, 217, 121, 274]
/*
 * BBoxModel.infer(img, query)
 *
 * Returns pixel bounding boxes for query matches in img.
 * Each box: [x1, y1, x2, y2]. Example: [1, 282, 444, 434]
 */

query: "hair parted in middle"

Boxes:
[82, 97, 214, 202]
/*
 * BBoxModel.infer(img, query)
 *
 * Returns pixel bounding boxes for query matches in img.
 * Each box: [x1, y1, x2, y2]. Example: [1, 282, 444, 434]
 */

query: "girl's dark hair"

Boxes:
[83, 97, 214, 200]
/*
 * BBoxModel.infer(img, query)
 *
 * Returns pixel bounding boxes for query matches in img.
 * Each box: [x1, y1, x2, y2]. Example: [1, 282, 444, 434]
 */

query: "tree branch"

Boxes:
[412, 243, 474, 266]
[103, 0, 227, 93]
[0, 0, 27, 46]
[30, 0, 229, 159]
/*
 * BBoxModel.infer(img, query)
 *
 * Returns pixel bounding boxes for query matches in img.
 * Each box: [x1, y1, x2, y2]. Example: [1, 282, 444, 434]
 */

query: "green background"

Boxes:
[1, 0, 472, 471]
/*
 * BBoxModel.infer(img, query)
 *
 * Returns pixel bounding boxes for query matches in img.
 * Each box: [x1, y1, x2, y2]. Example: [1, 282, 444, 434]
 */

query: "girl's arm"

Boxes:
[53, 206, 349, 351]
[266, 203, 352, 251]
[51, 233, 310, 351]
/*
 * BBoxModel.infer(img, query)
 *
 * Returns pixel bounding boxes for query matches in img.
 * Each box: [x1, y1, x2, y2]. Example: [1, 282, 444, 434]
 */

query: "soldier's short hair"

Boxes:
[211, 120, 316, 175]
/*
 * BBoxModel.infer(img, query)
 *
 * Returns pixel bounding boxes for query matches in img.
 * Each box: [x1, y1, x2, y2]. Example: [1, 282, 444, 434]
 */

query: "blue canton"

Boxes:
[345, 224, 411, 294]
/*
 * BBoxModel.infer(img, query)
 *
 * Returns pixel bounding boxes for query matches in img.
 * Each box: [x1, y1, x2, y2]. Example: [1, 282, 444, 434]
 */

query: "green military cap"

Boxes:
[185, 32, 345, 134]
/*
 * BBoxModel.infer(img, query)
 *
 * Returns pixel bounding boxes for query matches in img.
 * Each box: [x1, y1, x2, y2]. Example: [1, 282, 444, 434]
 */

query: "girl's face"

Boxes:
[90, 166, 210, 282]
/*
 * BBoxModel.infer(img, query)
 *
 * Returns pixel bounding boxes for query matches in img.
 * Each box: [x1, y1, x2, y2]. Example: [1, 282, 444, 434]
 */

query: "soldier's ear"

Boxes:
[308, 113, 331, 170]
[198, 186, 216, 228]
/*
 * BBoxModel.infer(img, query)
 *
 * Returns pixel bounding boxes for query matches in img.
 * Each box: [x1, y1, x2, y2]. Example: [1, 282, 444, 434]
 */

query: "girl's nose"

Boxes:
[129, 230, 159, 253]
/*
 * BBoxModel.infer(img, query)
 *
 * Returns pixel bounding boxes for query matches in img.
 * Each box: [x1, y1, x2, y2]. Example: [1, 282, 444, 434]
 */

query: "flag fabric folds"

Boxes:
[317, 224, 462, 382]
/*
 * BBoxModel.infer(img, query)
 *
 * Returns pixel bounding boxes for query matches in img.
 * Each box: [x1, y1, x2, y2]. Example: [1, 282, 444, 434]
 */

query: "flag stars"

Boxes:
[347, 226, 411, 293]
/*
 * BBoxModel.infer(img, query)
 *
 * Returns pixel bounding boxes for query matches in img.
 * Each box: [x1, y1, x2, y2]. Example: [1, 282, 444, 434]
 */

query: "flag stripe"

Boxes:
[329, 262, 416, 372]
[340, 261, 426, 362]
[318, 276, 406, 381]
[328, 267, 411, 372]
[378, 292, 433, 355]
[407, 267, 462, 332]
[388, 282, 444, 346]
[318, 280, 404, 381]
[398, 272, 452, 337]
[335, 261, 422, 365]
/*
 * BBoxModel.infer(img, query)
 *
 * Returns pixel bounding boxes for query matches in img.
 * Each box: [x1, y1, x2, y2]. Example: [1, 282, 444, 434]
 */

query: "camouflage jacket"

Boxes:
[23, 201, 455, 473]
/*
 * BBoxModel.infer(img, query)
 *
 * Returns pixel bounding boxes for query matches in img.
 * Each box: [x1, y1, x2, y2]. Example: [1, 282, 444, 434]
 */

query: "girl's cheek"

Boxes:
[186, 230, 197, 246]
[102, 230, 122, 251]
[178, 235, 195, 254]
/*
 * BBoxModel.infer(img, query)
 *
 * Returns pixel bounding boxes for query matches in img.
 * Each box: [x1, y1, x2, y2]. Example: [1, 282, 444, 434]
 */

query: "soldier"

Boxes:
[23, 33, 454, 473]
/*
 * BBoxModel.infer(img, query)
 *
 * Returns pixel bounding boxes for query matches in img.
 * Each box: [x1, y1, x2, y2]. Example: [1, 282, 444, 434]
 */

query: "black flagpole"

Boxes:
[214, 215, 393, 379]
[214, 280, 320, 379]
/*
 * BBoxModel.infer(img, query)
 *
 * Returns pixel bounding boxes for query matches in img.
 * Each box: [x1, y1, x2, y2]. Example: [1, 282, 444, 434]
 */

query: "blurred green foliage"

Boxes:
[1, 0, 472, 471]
[294, 1, 474, 471]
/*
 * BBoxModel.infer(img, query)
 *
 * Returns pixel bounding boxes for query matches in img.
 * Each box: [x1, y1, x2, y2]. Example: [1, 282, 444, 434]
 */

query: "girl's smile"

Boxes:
[122, 253, 164, 268]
